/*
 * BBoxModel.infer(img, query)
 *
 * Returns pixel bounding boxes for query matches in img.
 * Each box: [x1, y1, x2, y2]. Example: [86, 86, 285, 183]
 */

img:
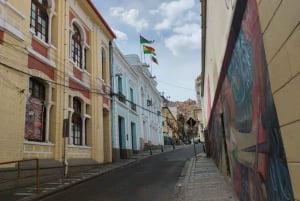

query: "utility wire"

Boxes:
[0, 16, 182, 120]
[0, 60, 173, 118]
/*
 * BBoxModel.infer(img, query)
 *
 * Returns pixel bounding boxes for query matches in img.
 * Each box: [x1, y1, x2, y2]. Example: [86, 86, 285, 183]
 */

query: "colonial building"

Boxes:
[111, 44, 140, 160]
[201, 0, 299, 200]
[0, 0, 115, 167]
[162, 106, 179, 144]
[194, 75, 204, 142]
[125, 54, 163, 150]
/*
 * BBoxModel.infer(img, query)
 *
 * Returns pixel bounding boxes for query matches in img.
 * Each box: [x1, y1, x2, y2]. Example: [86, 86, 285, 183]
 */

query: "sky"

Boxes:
[92, 0, 202, 102]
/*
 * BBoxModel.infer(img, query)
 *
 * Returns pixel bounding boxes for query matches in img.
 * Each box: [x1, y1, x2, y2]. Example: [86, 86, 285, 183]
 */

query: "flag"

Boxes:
[151, 56, 158, 65]
[140, 35, 154, 44]
[143, 45, 156, 55]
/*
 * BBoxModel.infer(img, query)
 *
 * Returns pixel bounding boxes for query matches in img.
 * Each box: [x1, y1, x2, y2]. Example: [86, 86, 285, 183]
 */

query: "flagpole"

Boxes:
[139, 34, 143, 63]
[143, 49, 146, 64]
[150, 56, 153, 75]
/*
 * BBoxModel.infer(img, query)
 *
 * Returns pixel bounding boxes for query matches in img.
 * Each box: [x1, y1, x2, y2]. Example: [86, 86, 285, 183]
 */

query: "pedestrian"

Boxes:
[171, 139, 175, 150]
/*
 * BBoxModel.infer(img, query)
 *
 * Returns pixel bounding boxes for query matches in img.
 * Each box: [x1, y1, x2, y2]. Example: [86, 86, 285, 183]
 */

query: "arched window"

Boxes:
[30, 0, 49, 42]
[72, 98, 82, 145]
[25, 78, 46, 141]
[102, 47, 107, 81]
[71, 24, 82, 68]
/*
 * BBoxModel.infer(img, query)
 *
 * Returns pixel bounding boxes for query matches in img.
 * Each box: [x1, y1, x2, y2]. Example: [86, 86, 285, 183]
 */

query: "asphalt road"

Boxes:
[40, 144, 203, 201]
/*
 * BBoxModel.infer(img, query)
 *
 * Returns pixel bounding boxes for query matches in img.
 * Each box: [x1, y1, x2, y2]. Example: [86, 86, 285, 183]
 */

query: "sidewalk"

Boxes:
[0, 146, 237, 201]
[176, 152, 237, 201]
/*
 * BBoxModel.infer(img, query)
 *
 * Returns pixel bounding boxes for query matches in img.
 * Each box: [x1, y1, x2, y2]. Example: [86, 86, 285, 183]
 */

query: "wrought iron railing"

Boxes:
[0, 158, 40, 192]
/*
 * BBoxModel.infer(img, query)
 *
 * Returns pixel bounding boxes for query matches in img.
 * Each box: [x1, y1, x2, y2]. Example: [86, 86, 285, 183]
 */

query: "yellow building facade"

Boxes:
[162, 106, 179, 143]
[0, 0, 115, 165]
[201, 0, 299, 200]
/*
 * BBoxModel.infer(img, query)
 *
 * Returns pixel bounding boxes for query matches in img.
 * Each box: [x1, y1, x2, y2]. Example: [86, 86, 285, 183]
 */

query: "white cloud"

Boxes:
[110, 7, 148, 31]
[112, 29, 128, 41]
[164, 25, 201, 56]
[154, 0, 195, 31]
[173, 23, 200, 35]
[155, 19, 172, 30]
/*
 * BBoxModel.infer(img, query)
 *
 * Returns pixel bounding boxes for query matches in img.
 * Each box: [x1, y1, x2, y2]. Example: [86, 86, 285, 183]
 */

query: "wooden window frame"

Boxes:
[30, 0, 49, 42]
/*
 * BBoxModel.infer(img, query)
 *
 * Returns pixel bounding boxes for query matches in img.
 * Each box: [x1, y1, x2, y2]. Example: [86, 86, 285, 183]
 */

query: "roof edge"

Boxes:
[87, 0, 116, 39]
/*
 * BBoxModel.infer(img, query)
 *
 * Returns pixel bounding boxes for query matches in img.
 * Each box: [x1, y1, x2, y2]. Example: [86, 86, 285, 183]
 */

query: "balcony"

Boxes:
[118, 93, 126, 103]
[131, 103, 136, 111]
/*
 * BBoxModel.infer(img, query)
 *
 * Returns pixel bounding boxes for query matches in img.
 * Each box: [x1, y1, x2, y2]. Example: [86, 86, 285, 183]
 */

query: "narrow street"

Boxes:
[39, 145, 203, 201]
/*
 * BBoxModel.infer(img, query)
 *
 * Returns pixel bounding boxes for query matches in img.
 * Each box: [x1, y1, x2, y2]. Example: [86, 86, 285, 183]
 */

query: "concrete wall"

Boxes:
[202, 0, 236, 123]
[257, 0, 300, 199]
[202, 0, 298, 200]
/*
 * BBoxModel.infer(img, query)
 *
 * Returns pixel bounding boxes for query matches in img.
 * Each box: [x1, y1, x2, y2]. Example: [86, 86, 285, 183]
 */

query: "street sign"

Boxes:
[187, 117, 196, 127]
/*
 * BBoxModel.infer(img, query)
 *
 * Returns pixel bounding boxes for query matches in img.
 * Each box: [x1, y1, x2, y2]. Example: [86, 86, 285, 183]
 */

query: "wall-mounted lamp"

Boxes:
[114, 73, 122, 77]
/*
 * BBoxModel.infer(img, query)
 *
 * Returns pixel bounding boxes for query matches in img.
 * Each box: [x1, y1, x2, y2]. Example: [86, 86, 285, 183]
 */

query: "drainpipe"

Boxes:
[109, 41, 114, 162]
[200, 0, 207, 98]
[63, 0, 69, 178]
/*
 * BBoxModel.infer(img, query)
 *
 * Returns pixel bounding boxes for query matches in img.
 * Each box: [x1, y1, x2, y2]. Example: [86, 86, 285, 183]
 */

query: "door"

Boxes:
[118, 116, 126, 159]
[131, 122, 137, 152]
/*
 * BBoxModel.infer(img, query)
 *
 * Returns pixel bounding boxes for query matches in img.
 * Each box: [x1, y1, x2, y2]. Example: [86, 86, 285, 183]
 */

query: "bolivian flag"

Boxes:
[143, 45, 156, 55]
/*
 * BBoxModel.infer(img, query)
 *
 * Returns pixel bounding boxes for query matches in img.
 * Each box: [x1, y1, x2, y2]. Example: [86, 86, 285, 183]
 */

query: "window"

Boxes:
[25, 78, 46, 141]
[30, 0, 49, 42]
[71, 24, 82, 68]
[72, 98, 82, 145]
[118, 76, 125, 103]
[130, 88, 136, 111]
[102, 47, 107, 81]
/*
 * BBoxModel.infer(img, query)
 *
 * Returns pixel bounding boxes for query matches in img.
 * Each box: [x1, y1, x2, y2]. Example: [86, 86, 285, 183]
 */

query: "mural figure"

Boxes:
[207, 0, 294, 200]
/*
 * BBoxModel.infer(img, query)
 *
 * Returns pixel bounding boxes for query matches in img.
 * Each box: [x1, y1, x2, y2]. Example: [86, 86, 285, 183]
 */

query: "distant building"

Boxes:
[162, 106, 179, 144]
[195, 75, 204, 141]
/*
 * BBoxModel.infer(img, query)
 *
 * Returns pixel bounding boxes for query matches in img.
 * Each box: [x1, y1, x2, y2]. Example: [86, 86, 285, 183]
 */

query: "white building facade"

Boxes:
[111, 48, 163, 161]
[125, 54, 163, 150]
[111, 45, 140, 160]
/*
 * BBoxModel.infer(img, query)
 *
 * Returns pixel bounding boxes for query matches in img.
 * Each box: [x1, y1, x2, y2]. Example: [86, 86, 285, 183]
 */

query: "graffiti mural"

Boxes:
[207, 0, 294, 200]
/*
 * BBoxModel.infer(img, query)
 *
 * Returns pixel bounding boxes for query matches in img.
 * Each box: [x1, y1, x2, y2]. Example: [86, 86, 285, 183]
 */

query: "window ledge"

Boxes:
[31, 32, 51, 49]
[68, 145, 91, 149]
[69, 73, 91, 90]
[24, 140, 54, 146]
[27, 46, 56, 68]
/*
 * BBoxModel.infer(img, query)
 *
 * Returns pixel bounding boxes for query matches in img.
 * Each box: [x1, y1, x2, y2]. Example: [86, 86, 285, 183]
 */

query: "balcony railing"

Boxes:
[131, 103, 136, 111]
[118, 93, 126, 103]
[0, 158, 40, 193]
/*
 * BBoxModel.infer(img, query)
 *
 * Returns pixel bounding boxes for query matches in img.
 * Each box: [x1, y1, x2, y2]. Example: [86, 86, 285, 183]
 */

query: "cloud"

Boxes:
[110, 7, 148, 31]
[112, 28, 128, 41]
[173, 23, 200, 35]
[164, 24, 201, 56]
[154, 0, 195, 31]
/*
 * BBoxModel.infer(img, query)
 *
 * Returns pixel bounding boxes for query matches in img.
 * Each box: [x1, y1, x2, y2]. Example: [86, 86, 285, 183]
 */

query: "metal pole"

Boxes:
[17, 161, 20, 178]
[191, 121, 196, 157]
[36, 159, 40, 193]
